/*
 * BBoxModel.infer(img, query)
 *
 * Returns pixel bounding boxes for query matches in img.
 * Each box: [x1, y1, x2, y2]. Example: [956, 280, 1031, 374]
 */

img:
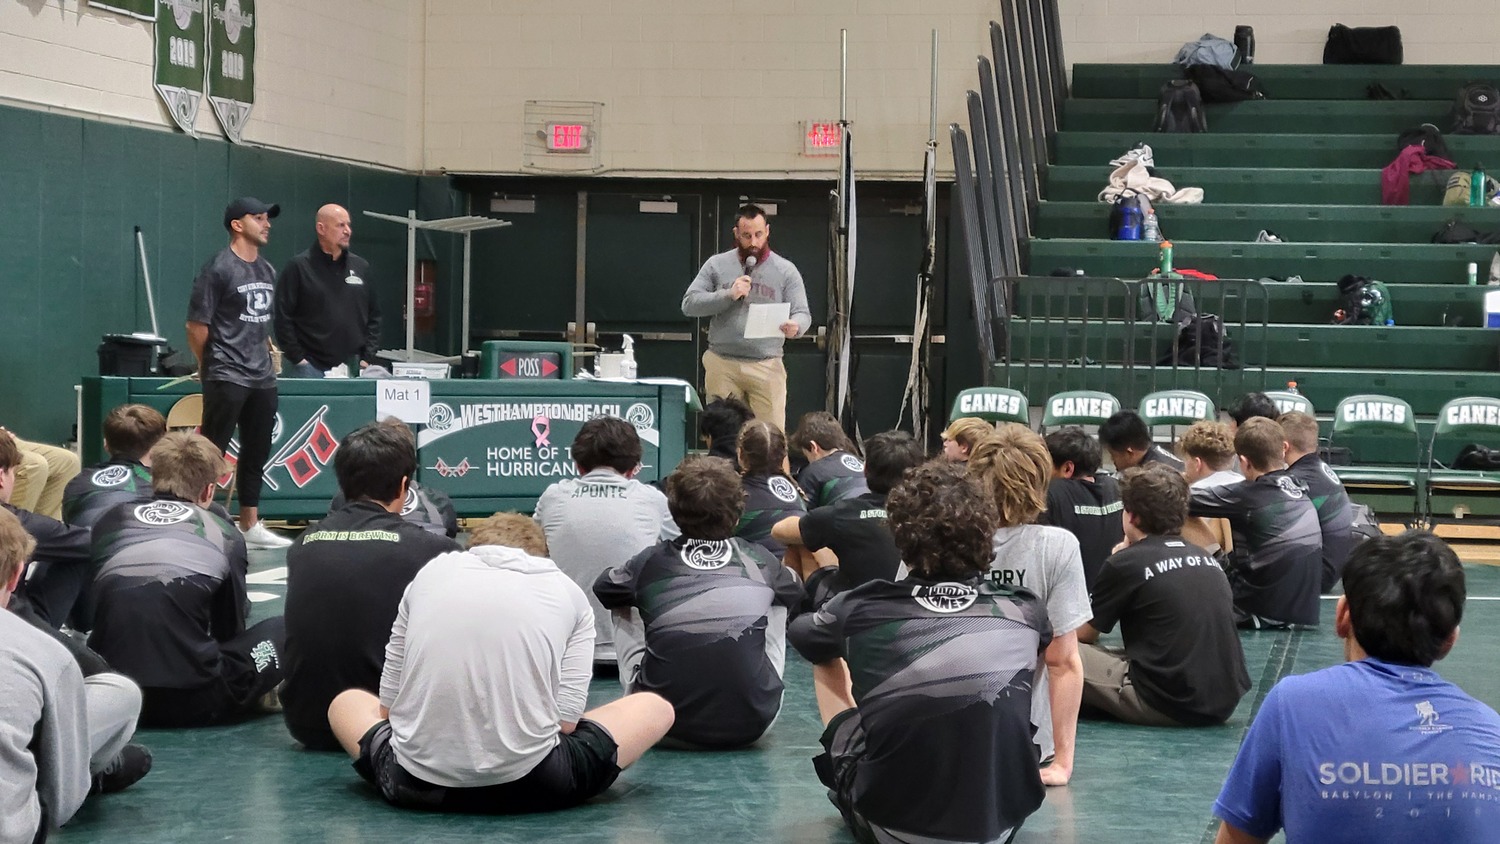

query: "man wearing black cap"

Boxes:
[185, 197, 291, 550]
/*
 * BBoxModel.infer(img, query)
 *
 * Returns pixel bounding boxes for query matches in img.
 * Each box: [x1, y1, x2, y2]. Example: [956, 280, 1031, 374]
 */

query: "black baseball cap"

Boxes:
[223, 197, 280, 231]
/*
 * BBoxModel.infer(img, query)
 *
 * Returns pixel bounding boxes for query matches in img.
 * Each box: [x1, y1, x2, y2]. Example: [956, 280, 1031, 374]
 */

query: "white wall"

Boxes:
[0, 0, 421, 169]
[1058, 0, 1491, 65]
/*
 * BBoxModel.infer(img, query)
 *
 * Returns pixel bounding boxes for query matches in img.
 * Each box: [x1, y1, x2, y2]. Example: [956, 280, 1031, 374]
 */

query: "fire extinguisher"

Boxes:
[413, 259, 437, 333]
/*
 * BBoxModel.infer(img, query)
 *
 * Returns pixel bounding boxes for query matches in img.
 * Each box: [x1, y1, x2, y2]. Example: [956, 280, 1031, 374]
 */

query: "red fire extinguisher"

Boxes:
[413, 260, 437, 333]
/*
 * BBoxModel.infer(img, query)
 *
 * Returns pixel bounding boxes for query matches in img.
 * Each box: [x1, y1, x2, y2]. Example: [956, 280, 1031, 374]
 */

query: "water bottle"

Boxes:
[1143, 211, 1162, 243]
[1469, 262, 1480, 286]
[1234, 26, 1255, 65]
[1286, 381, 1299, 395]
[1116, 202, 1143, 241]
[1159, 240, 1175, 275]
[1471, 164, 1487, 207]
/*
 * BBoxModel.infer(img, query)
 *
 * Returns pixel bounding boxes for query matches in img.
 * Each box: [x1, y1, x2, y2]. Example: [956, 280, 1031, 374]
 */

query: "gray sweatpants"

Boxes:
[85, 673, 142, 773]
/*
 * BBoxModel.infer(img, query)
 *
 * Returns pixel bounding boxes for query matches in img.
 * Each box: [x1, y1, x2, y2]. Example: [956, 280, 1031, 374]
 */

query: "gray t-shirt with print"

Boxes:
[187, 246, 277, 388]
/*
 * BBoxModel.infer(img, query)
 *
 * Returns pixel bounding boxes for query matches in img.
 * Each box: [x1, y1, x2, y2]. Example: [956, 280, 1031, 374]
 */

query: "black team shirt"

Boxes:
[330, 479, 459, 539]
[790, 575, 1051, 842]
[796, 451, 869, 508]
[62, 458, 153, 530]
[1286, 453, 1356, 593]
[1043, 475, 1124, 591]
[281, 500, 459, 749]
[1088, 535, 1251, 724]
[736, 473, 806, 558]
[799, 491, 901, 588]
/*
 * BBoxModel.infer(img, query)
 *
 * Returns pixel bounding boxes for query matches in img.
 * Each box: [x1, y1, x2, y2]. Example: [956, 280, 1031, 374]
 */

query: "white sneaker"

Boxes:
[243, 522, 292, 549]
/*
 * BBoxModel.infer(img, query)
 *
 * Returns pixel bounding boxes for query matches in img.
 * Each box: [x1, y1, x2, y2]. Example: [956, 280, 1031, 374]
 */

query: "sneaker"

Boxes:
[243, 522, 292, 549]
[1255, 229, 1284, 243]
[91, 743, 152, 795]
[258, 686, 283, 714]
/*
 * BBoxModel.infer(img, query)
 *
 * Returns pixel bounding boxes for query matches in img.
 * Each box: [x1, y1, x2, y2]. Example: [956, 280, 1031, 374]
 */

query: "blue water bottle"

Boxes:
[1116, 201, 1143, 241]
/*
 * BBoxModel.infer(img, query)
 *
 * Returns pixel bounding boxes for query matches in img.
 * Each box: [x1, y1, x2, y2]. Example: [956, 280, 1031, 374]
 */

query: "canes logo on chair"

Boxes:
[912, 582, 978, 614]
[134, 500, 195, 526]
[92, 465, 132, 487]
[681, 539, 733, 571]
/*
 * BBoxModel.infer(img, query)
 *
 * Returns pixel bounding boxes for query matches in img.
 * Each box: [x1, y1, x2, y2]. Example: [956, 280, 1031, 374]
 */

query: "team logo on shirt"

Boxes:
[681, 540, 733, 570]
[92, 465, 132, 487]
[840, 454, 864, 472]
[1321, 463, 1341, 484]
[767, 476, 799, 503]
[134, 500, 194, 526]
[912, 582, 978, 614]
[1275, 476, 1306, 499]
[401, 488, 419, 516]
[625, 403, 655, 431]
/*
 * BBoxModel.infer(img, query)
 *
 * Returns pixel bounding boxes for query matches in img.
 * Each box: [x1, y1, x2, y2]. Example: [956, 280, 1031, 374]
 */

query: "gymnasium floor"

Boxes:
[52, 548, 1500, 844]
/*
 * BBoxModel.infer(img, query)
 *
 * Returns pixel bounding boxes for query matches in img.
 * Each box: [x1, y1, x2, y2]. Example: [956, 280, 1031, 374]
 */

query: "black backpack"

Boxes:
[1450, 83, 1500, 135]
[1185, 64, 1264, 103]
[1154, 80, 1207, 133]
[1333, 275, 1394, 325]
[1395, 123, 1450, 158]
[1323, 24, 1403, 64]
[1455, 443, 1500, 470]
[1159, 313, 1238, 369]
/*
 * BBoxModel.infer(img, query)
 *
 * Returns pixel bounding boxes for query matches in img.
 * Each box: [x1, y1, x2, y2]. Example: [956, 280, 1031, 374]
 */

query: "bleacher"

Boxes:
[969, 56, 1500, 528]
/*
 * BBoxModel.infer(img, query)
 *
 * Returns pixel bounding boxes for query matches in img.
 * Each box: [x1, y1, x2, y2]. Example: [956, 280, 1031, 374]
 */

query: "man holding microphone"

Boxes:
[682, 204, 811, 431]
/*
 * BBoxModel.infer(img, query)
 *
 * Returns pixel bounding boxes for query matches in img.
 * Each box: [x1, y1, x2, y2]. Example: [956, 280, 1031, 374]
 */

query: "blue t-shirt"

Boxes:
[1214, 658, 1500, 843]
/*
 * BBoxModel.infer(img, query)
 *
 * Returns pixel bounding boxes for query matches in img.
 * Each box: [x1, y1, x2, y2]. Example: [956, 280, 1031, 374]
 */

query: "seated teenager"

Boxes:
[1042, 426, 1124, 590]
[282, 422, 461, 751]
[967, 424, 1089, 786]
[1213, 532, 1500, 843]
[771, 431, 926, 596]
[1077, 465, 1250, 727]
[789, 412, 869, 507]
[1098, 410, 1185, 472]
[1178, 420, 1240, 557]
[0, 509, 152, 844]
[88, 432, 286, 727]
[595, 456, 803, 749]
[328, 514, 675, 813]
[1225, 392, 1278, 434]
[790, 461, 1050, 844]
[1278, 411, 1356, 593]
[328, 418, 458, 539]
[0, 429, 92, 631]
[940, 416, 994, 462]
[533, 416, 678, 665]
[1188, 418, 1323, 630]
[733, 420, 808, 560]
[63, 404, 165, 531]
[699, 395, 754, 467]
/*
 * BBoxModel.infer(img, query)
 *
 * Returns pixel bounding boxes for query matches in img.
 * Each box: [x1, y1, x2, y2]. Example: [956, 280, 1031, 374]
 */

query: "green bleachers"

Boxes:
[1029, 239, 1497, 284]
[1055, 133, 1500, 169]
[1036, 202, 1500, 243]
[1071, 64, 1499, 101]
[1062, 99, 1450, 135]
[1043, 166, 1442, 205]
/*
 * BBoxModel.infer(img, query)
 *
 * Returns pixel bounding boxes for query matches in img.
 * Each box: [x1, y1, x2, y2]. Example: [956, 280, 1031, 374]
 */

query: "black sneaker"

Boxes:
[91, 743, 152, 794]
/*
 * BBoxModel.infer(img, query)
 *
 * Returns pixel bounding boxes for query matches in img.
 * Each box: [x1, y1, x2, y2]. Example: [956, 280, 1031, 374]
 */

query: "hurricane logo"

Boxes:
[913, 582, 978, 614]
[401, 488, 418, 516]
[164, 0, 198, 31]
[1275, 476, 1306, 499]
[270, 412, 284, 444]
[134, 500, 194, 526]
[768, 476, 799, 503]
[427, 403, 455, 431]
[681, 540, 733, 571]
[840, 454, 864, 472]
[625, 403, 655, 431]
[92, 465, 132, 487]
[1321, 463, 1341, 484]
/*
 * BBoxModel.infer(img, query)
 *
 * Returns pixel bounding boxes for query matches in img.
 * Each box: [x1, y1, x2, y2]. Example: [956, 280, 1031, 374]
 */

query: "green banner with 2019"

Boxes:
[153, 0, 206, 135]
[207, 0, 255, 143]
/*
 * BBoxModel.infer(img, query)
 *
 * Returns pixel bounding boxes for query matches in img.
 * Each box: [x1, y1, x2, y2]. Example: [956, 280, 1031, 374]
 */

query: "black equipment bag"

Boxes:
[1185, 64, 1264, 103]
[1449, 82, 1500, 135]
[1154, 79, 1207, 133]
[1323, 24, 1403, 65]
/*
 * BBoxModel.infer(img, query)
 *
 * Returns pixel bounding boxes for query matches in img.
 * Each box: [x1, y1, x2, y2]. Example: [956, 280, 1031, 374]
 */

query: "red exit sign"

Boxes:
[545, 123, 591, 152]
[803, 121, 841, 156]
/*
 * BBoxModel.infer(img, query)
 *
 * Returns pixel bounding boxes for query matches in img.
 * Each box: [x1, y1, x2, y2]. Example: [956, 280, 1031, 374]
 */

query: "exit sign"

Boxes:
[545, 123, 591, 152]
[803, 120, 841, 157]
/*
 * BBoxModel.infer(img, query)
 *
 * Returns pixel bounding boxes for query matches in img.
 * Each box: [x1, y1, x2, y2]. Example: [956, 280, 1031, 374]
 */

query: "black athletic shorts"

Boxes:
[354, 719, 621, 813]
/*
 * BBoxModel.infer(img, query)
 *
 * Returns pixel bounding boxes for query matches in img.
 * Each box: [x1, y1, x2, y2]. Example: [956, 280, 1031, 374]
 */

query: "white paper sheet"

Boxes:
[743, 302, 791, 339]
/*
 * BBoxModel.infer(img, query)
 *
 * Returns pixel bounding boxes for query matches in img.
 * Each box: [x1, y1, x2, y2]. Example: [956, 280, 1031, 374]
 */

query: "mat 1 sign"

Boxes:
[417, 398, 662, 498]
[207, 0, 256, 142]
[154, 0, 206, 134]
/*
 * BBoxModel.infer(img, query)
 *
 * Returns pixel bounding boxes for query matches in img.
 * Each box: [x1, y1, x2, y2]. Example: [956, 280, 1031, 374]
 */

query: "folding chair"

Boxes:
[1424, 396, 1500, 526]
[1040, 390, 1120, 432]
[1137, 389, 1216, 428]
[1264, 390, 1313, 417]
[949, 387, 1029, 425]
[1328, 394, 1422, 527]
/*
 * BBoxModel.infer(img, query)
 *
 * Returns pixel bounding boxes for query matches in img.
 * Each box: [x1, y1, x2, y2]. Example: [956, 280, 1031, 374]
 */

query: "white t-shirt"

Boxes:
[989, 523, 1090, 763]
[380, 546, 594, 788]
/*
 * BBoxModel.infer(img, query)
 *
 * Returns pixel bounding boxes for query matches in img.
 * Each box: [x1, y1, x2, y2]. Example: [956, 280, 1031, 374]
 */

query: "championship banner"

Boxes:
[154, 0, 206, 135]
[207, 0, 256, 143]
[88, 0, 155, 21]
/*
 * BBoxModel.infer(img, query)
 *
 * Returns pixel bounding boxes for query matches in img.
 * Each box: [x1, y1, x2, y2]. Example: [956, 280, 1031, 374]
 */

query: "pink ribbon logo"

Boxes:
[532, 414, 551, 447]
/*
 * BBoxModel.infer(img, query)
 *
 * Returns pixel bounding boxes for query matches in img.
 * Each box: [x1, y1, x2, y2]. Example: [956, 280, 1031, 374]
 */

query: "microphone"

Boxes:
[744, 254, 757, 273]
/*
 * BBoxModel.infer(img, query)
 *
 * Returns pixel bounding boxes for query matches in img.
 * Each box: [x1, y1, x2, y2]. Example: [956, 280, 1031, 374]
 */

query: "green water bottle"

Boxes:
[1472, 163, 1487, 207]
[1158, 240, 1178, 277]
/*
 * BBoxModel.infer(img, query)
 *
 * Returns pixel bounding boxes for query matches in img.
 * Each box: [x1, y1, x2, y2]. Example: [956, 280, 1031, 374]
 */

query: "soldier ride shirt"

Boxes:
[186, 246, 278, 389]
[789, 574, 1052, 842]
[593, 536, 804, 748]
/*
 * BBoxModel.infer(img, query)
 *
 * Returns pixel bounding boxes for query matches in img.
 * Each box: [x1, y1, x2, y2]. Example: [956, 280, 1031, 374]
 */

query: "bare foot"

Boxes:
[1040, 763, 1072, 787]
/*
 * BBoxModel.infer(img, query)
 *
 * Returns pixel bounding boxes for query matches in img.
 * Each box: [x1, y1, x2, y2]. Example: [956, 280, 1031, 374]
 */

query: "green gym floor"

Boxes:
[52, 548, 1500, 844]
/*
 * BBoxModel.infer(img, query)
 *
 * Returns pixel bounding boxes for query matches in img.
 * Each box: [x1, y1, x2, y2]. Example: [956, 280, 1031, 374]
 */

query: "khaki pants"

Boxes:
[702, 349, 788, 431]
[1080, 644, 1184, 727]
[13, 437, 80, 520]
